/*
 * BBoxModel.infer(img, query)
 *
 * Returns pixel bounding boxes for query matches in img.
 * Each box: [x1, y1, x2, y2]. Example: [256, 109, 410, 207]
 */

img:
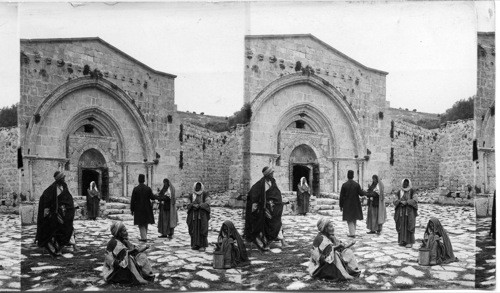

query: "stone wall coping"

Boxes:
[21, 37, 177, 79]
[245, 34, 388, 76]
[478, 32, 495, 36]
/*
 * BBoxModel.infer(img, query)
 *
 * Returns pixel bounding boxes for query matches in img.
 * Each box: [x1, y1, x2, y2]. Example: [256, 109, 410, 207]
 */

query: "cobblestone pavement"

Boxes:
[21, 204, 483, 291]
[0, 214, 21, 291]
[475, 216, 496, 289]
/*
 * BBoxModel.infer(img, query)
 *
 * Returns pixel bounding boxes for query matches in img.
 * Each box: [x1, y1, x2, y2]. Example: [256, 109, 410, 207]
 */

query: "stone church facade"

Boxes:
[243, 34, 392, 194]
[19, 38, 180, 202]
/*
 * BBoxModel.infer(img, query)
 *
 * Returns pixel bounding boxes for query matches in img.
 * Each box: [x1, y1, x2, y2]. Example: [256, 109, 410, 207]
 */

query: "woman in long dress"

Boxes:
[297, 177, 310, 215]
[394, 178, 418, 248]
[156, 178, 178, 238]
[87, 181, 100, 220]
[308, 217, 360, 281]
[186, 182, 211, 252]
[102, 221, 154, 285]
[215, 220, 250, 268]
[421, 217, 458, 265]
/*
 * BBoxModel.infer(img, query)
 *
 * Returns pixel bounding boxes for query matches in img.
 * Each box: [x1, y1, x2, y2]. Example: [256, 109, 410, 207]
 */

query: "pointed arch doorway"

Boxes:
[289, 144, 320, 196]
[78, 148, 109, 200]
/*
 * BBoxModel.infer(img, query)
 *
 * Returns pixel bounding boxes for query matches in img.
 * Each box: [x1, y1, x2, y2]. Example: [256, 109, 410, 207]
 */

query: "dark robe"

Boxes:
[394, 188, 418, 245]
[339, 179, 365, 222]
[130, 183, 155, 226]
[86, 188, 100, 219]
[36, 182, 75, 250]
[215, 220, 250, 268]
[297, 184, 310, 215]
[244, 177, 283, 243]
[422, 218, 458, 265]
[186, 192, 210, 248]
[157, 185, 178, 236]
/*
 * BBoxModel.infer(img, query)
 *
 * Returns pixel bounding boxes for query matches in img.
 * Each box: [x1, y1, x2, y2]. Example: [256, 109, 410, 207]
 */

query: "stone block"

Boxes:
[20, 203, 35, 225]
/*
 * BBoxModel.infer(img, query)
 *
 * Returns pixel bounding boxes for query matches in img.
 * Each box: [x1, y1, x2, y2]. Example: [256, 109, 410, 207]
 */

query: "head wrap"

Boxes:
[300, 177, 308, 187]
[54, 171, 65, 182]
[110, 221, 125, 238]
[90, 181, 97, 191]
[317, 217, 332, 233]
[262, 166, 274, 177]
[193, 181, 204, 195]
[401, 178, 412, 191]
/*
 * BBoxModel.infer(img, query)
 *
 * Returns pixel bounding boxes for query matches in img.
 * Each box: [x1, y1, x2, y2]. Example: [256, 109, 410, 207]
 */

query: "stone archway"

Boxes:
[289, 144, 319, 196]
[78, 148, 109, 200]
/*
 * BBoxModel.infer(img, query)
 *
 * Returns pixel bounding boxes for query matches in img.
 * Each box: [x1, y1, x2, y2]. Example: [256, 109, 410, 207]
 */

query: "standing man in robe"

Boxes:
[244, 166, 285, 251]
[339, 170, 366, 238]
[394, 178, 418, 248]
[130, 174, 155, 242]
[36, 171, 76, 256]
[155, 178, 178, 239]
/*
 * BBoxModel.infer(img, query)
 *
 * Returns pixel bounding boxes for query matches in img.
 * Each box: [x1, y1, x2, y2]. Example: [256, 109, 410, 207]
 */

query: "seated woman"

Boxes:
[102, 221, 155, 285]
[215, 220, 250, 268]
[421, 217, 458, 265]
[308, 217, 361, 281]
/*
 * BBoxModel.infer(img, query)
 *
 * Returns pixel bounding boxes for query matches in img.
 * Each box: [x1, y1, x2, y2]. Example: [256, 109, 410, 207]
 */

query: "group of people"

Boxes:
[36, 167, 460, 285]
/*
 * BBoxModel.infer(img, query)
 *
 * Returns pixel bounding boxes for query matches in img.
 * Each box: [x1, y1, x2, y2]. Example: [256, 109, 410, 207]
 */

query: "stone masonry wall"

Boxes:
[20, 38, 180, 199]
[178, 122, 241, 197]
[438, 119, 474, 191]
[389, 120, 440, 192]
[475, 32, 495, 194]
[245, 35, 392, 191]
[0, 127, 20, 211]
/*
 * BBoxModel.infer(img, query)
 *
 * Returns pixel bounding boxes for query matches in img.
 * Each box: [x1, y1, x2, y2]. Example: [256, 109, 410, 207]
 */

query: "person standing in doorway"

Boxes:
[86, 181, 101, 220]
[130, 174, 155, 242]
[339, 170, 366, 238]
[297, 177, 311, 216]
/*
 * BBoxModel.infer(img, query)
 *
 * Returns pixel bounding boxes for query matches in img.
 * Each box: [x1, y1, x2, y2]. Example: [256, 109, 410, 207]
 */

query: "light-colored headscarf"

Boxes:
[401, 178, 412, 192]
[300, 177, 309, 187]
[110, 221, 125, 238]
[316, 217, 332, 233]
[90, 181, 98, 191]
[192, 182, 204, 201]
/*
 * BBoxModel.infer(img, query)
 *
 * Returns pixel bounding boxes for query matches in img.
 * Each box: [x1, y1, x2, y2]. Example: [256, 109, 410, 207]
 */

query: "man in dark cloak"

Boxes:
[36, 171, 76, 256]
[339, 170, 366, 238]
[244, 166, 284, 251]
[130, 174, 155, 242]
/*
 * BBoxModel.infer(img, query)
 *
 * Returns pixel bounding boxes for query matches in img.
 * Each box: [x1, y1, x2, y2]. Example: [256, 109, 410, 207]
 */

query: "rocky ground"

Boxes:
[20, 204, 492, 291]
[0, 214, 21, 291]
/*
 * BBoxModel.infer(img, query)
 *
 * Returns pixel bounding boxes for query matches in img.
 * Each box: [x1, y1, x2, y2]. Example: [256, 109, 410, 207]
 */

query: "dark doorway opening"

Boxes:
[312, 164, 320, 196]
[292, 165, 310, 192]
[81, 169, 99, 197]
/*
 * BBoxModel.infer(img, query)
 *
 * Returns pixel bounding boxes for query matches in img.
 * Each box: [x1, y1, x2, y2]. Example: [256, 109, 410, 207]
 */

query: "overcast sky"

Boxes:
[0, 1, 495, 116]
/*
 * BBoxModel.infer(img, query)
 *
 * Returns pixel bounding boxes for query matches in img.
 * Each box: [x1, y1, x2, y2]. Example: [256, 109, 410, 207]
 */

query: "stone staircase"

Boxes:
[281, 191, 340, 217]
[106, 197, 134, 222]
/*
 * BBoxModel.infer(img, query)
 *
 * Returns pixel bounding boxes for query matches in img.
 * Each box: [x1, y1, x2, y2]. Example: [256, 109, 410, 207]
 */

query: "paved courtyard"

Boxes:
[20, 204, 490, 291]
[0, 214, 21, 291]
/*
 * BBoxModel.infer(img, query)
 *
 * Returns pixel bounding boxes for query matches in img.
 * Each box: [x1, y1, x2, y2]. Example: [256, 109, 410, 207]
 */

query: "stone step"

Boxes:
[106, 202, 128, 210]
[315, 204, 337, 211]
[319, 192, 340, 199]
[315, 198, 338, 205]
[108, 197, 131, 204]
[108, 214, 134, 222]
